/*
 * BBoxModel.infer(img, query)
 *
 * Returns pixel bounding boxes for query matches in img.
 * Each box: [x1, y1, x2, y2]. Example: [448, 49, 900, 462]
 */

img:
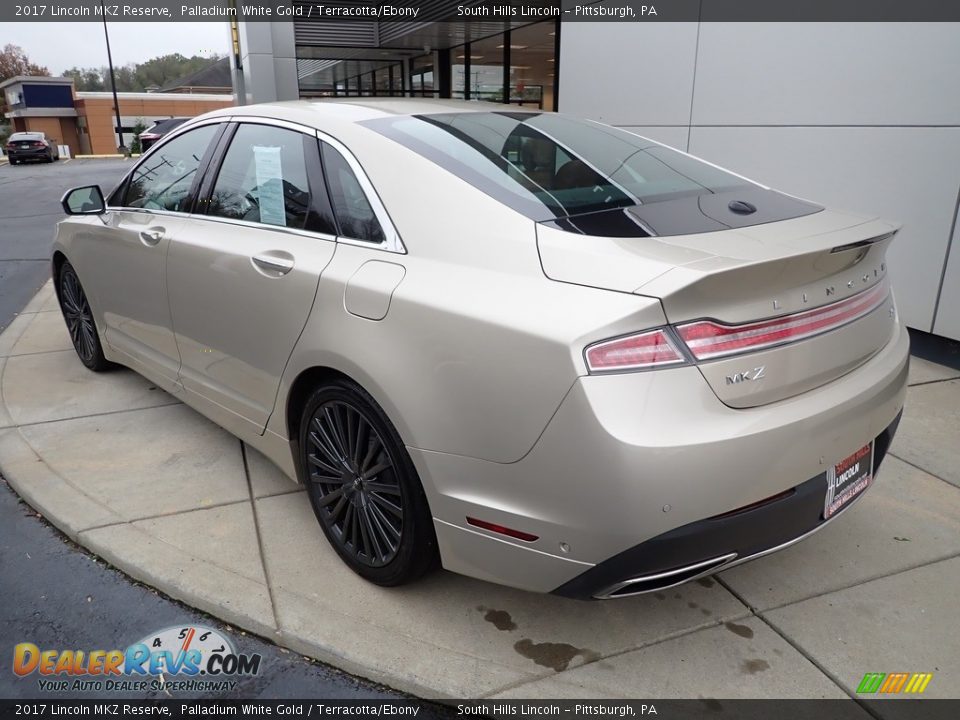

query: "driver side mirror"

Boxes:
[62, 185, 105, 215]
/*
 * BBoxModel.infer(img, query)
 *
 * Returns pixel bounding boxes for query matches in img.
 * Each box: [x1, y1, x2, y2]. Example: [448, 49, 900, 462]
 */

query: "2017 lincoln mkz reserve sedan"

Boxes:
[54, 99, 908, 599]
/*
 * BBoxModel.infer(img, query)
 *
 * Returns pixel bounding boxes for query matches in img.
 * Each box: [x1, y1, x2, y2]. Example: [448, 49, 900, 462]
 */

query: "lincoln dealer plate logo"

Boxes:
[12, 624, 262, 693]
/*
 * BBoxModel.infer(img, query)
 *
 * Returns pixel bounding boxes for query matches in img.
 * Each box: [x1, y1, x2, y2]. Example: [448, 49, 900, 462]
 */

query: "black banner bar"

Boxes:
[5, 0, 960, 23]
[2, 700, 960, 720]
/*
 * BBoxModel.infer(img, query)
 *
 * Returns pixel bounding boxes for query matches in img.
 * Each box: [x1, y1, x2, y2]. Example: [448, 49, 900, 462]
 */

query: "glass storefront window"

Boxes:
[295, 21, 558, 104]
[410, 55, 434, 97]
[376, 67, 390, 96]
[509, 23, 556, 110]
[469, 34, 504, 103]
[451, 45, 468, 99]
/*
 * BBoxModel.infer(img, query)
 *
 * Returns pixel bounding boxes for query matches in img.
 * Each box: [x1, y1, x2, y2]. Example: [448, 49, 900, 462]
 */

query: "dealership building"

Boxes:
[1, 74, 232, 156]
[222, 9, 960, 342]
[4, 8, 958, 342]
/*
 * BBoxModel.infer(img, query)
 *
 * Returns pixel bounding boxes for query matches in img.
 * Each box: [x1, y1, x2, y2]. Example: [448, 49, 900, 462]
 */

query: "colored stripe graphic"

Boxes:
[880, 672, 909, 693]
[858, 672, 932, 694]
[904, 673, 933, 694]
[857, 673, 885, 693]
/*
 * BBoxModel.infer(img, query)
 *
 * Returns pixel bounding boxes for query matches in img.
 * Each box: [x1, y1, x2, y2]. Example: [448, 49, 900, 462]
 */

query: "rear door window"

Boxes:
[206, 123, 331, 232]
[320, 142, 386, 244]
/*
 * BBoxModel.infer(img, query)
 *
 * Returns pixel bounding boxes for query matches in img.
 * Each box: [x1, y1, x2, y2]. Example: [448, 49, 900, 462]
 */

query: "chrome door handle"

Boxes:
[252, 253, 295, 275]
[139, 228, 164, 246]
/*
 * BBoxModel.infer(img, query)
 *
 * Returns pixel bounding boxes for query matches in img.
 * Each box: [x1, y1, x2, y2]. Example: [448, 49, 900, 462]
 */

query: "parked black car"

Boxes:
[5, 132, 59, 164]
[138, 118, 190, 152]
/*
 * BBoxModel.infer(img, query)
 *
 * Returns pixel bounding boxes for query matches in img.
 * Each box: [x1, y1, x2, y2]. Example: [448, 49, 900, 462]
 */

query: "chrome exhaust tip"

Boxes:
[594, 552, 738, 599]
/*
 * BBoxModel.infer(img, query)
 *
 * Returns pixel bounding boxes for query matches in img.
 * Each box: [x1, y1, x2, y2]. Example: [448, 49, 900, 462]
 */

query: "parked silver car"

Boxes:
[54, 100, 908, 598]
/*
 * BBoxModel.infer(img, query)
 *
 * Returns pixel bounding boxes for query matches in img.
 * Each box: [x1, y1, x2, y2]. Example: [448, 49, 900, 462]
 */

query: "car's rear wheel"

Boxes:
[58, 261, 111, 372]
[9, 158, 17, 166]
[300, 379, 437, 586]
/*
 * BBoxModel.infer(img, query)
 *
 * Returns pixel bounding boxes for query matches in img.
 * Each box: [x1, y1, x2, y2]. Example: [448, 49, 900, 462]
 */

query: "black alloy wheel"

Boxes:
[58, 261, 111, 371]
[300, 380, 437, 585]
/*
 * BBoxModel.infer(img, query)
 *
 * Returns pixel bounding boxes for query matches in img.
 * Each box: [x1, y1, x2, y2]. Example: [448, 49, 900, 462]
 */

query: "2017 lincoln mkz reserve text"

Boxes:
[53, 99, 908, 598]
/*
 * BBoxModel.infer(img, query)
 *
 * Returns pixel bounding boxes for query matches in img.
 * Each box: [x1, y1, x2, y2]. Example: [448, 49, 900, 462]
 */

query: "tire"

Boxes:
[9, 159, 17, 166]
[300, 379, 438, 586]
[58, 261, 112, 372]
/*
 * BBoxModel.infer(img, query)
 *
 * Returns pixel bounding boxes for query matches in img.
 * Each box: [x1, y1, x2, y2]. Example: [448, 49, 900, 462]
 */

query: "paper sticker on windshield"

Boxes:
[254, 145, 285, 227]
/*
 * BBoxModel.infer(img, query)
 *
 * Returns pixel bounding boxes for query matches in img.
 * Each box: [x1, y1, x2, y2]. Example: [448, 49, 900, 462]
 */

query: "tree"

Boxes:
[63, 67, 105, 91]
[0, 44, 49, 114]
[129, 118, 147, 155]
[0, 44, 49, 84]
[61, 53, 225, 93]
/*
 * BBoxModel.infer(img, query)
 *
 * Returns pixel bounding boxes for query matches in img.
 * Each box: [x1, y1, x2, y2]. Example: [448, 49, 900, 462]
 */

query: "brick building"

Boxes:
[2, 75, 232, 156]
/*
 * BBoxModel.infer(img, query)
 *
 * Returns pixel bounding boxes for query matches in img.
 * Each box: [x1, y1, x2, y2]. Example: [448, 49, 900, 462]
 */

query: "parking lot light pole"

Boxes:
[101, 0, 126, 153]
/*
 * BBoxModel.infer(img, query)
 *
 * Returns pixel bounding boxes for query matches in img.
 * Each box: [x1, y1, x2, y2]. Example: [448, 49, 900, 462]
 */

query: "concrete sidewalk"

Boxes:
[2, 281, 959, 705]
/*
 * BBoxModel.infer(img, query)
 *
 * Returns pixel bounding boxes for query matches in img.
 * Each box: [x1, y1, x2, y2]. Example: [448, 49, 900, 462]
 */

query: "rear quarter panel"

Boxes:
[271, 133, 668, 464]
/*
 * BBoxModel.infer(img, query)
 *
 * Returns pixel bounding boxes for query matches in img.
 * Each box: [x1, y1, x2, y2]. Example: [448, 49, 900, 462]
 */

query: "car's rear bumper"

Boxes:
[553, 410, 900, 599]
[8, 149, 49, 159]
[413, 316, 909, 595]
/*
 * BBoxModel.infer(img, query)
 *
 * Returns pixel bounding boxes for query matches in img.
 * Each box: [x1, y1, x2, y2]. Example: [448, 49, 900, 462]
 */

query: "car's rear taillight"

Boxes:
[585, 329, 686, 372]
[676, 282, 889, 361]
[31, 141, 45, 148]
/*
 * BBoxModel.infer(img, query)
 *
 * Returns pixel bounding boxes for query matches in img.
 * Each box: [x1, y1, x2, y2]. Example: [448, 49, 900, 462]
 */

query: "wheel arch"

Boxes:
[282, 363, 413, 479]
[285, 365, 354, 461]
[51, 250, 68, 300]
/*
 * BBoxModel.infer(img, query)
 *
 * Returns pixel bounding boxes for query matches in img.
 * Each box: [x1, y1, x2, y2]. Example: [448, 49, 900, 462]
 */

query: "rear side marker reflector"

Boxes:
[585, 329, 686, 372]
[676, 282, 890, 361]
[466, 517, 539, 542]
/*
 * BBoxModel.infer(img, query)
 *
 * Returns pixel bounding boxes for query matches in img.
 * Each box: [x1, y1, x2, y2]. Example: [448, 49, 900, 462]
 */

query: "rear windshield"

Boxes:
[10, 132, 44, 141]
[362, 112, 753, 222]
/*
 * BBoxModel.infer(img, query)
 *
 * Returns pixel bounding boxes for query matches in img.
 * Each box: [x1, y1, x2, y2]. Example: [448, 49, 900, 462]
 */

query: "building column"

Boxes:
[234, 8, 299, 105]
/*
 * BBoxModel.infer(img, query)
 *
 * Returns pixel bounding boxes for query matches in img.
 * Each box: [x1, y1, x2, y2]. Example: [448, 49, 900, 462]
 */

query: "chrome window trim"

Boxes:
[181, 213, 338, 244]
[103, 206, 189, 220]
[315, 129, 406, 255]
[108, 113, 405, 254]
[199, 116, 336, 241]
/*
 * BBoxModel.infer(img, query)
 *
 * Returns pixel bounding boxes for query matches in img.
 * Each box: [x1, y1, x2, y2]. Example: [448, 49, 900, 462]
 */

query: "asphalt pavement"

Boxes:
[0, 478, 418, 701]
[0, 158, 422, 702]
[0, 158, 131, 333]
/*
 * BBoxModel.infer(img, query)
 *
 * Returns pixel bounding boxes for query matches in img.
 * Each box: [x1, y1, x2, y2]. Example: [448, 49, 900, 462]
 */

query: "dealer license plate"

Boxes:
[824, 442, 873, 519]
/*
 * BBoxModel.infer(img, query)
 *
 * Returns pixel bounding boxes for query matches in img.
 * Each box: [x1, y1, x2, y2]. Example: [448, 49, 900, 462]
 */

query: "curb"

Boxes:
[0, 420, 464, 699]
[0, 302, 456, 700]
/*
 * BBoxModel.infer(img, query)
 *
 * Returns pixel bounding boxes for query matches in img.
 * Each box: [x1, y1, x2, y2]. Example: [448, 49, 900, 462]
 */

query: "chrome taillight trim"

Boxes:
[584, 327, 689, 374]
[675, 282, 890, 362]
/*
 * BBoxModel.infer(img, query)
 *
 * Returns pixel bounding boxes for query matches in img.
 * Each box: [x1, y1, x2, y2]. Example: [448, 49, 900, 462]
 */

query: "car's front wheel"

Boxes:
[300, 379, 437, 586]
[58, 261, 111, 371]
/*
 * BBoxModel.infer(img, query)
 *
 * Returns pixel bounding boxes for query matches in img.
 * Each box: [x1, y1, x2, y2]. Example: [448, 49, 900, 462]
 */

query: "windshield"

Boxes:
[363, 111, 754, 221]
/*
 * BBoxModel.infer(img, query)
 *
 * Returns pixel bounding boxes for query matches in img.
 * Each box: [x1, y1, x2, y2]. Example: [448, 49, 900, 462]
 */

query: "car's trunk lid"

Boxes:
[537, 209, 900, 407]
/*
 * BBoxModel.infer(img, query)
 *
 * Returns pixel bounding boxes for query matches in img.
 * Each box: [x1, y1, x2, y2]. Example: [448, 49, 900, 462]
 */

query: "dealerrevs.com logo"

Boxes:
[13, 625, 262, 693]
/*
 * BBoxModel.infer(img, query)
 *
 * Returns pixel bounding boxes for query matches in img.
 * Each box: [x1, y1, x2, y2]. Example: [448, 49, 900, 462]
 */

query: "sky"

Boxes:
[1, 22, 230, 73]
